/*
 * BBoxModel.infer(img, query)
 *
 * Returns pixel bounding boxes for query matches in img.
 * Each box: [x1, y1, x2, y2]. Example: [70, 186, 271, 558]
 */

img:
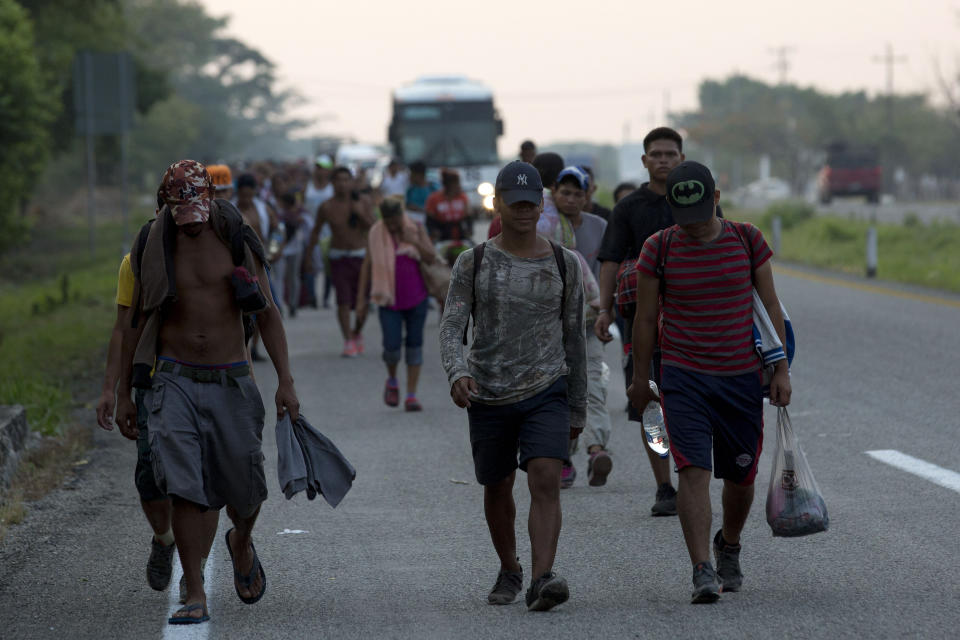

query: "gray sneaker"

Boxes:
[691, 562, 721, 604]
[651, 483, 677, 516]
[713, 529, 743, 592]
[487, 568, 523, 605]
[146, 538, 176, 591]
[525, 572, 569, 611]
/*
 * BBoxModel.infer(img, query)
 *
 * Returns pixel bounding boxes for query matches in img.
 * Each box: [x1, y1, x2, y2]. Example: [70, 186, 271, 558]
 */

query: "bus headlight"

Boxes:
[477, 182, 494, 197]
[482, 194, 495, 210]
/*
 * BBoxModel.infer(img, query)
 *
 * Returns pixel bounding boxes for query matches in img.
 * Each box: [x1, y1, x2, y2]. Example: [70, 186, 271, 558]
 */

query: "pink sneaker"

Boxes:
[384, 379, 399, 407]
[560, 462, 576, 489]
[341, 339, 358, 358]
[354, 334, 365, 355]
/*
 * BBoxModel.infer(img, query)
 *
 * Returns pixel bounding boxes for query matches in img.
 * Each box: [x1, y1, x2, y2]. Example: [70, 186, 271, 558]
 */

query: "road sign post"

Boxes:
[73, 51, 136, 257]
[772, 215, 782, 256]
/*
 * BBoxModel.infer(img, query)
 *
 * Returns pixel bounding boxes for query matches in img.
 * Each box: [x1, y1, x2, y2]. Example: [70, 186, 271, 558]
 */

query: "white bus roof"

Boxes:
[394, 76, 493, 103]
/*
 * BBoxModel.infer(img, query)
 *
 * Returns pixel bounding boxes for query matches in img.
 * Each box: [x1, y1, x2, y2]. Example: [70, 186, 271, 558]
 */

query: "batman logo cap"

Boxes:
[665, 161, 716, 225]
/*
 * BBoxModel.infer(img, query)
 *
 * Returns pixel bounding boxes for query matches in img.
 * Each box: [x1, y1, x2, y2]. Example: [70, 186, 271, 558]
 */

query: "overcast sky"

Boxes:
[200, 0, 960, 154]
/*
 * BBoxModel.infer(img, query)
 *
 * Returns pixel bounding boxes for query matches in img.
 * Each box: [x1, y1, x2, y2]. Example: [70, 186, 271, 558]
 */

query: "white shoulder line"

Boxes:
[866, 450, 960, 494]
[163, 542, 217, 639]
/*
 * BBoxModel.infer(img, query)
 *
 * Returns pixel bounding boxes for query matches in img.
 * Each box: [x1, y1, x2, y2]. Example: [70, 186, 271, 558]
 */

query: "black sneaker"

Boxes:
[587, 450, 613, 487]
[651, 483, 677, 516]
[487, 568, 523, 605]
[713, 529, 743, 592]
[525, 572, 569, 611]
[691, 562, 721, 604]
[146, 538, 176, 591]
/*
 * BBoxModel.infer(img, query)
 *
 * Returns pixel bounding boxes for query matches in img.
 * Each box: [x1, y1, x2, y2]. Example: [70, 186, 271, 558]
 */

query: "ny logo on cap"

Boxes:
[517, 174, 528, 186]
[178, 185, 199, 201]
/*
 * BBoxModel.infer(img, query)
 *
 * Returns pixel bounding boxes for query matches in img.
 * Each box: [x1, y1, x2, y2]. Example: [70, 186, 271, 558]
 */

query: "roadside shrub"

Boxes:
[762, 200, 815, 230]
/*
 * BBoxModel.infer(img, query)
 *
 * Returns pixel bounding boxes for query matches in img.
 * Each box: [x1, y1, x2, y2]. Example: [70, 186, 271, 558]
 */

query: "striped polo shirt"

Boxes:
[636, 220, 772, 375]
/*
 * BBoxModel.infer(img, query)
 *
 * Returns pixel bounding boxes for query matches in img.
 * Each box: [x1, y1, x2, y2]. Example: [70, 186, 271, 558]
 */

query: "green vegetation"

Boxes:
[728, 204, 960, 293]
[0, 0, 58, 250]
[674, 75, 960, 194]
[0, 222, 126, 435]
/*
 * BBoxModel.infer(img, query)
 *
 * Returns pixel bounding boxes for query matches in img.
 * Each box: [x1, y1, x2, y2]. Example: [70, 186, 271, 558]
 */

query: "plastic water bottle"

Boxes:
[642, 380, 670, 458]
[268, 222, 286, 257]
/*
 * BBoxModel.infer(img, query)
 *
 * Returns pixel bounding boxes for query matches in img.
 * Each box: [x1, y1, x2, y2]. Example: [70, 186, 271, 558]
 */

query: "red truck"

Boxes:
[817, 143, 882, 204]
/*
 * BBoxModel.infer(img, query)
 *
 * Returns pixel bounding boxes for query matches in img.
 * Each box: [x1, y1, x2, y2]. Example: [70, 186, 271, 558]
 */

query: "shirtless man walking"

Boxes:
[307, 166, 376, 357]
[115, 160, 300, 625]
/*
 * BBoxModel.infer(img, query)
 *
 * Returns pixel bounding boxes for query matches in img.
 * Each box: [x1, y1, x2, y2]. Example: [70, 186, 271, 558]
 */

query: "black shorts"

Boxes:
[134, 388, 166, 502]
[467, 377, 571, 486]
[660, 365, 764, 485]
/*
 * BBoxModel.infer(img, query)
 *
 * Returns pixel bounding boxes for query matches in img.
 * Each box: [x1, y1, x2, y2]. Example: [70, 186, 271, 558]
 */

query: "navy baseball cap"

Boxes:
[495, 161, 543, 206]
[556, 166, 590, 191]
[665, 161, 716, 224]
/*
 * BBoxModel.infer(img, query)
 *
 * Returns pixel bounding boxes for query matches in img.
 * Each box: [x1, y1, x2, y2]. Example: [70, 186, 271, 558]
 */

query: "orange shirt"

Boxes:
[425, 191, 469, 223]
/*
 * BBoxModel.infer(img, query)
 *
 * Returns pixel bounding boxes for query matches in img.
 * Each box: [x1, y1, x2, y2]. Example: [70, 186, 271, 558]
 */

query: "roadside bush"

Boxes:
[0, 0, 58, 254]
[819, 219, 858, 243]
[761, 200, 815, 230]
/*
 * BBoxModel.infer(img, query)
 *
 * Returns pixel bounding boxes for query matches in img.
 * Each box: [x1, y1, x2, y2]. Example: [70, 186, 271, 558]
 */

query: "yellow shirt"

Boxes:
[116, 254, 134, 308]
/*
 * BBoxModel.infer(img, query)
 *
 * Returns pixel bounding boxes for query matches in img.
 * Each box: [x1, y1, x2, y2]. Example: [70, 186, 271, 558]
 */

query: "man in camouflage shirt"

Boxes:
[440, 161, 586, 612]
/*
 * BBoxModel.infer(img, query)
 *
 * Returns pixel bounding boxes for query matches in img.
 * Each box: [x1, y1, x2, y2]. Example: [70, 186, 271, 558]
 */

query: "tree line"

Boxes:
[672, 74, 960, 198]
[0, 0, 301, 251]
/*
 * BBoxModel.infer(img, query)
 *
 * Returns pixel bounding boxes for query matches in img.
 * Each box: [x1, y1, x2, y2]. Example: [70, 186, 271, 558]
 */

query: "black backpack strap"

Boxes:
[214, 198, 266, 267]
[728, 220, 755, 283]
[130, 219, 156, 328]
[654, 227, 675, 297]
[549, 240, 567, 318]
[462, 242, 486, 345]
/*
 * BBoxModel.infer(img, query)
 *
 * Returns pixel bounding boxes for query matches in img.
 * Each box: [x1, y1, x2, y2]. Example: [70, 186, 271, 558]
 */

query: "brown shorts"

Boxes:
[329, 256, 365, 309]
[146, 362, 267, 517]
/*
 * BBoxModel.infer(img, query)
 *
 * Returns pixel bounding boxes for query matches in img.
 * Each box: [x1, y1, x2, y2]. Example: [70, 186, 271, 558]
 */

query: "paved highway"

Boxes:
[1, 260, 958, 639]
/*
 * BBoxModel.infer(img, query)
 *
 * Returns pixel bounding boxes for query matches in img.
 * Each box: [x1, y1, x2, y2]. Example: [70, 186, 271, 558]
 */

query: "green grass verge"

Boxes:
[726, 202, 960, 293]
[0, 220, 136, 435]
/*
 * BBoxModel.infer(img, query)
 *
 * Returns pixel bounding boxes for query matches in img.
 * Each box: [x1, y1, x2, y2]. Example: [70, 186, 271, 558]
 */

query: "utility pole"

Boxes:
[872, 43, 907, 126]
[872, 43, 907, 201]
[768, 46, 796, 85]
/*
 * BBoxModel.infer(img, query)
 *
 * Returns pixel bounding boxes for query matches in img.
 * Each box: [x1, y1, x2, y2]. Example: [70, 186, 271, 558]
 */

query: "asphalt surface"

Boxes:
[1, 256, 959, 639]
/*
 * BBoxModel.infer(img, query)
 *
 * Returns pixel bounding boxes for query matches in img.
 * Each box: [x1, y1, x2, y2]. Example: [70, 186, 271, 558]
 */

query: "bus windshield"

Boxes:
[392, 100, 499, 167]
[396, 121, 498, 166]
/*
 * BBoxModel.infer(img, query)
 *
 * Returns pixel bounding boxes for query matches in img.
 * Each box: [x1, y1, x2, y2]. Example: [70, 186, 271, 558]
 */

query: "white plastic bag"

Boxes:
[765, 407, 829, 537]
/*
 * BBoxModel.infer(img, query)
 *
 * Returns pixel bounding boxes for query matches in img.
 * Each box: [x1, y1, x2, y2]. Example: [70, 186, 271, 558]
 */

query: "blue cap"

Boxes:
[495, 161, 543, 205]
[556, 166, 590, 191]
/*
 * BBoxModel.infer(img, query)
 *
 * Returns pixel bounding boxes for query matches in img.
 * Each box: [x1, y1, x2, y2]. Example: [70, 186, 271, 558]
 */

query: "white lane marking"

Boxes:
[162, 543, 217, 639]
[277, 528, 309, 535]
[866, 450, 960, 494]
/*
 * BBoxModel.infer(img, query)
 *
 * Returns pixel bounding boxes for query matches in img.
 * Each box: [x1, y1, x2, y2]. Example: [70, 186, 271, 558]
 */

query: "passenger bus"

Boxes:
[388, 76, 503, 211]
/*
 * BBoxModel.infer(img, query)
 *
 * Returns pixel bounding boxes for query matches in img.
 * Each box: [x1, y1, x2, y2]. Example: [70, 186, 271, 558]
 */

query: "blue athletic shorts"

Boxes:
[660, 365, 764, 485]
[467, 376, 571, 486]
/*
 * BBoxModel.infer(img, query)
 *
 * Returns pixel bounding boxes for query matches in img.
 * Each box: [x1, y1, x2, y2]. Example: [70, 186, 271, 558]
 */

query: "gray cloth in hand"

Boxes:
[276, 413, 356, 507]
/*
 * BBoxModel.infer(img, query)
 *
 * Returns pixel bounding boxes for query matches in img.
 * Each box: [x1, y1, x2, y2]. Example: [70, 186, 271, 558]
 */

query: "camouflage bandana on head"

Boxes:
[159, 159, 214, 225]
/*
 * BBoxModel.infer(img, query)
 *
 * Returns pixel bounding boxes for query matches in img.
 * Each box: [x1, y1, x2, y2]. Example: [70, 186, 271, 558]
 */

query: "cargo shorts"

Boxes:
[146, 362, 268, 517]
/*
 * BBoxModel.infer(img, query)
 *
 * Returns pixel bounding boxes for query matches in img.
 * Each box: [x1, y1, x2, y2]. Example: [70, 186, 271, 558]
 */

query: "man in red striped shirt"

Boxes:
[626, 161, 791, 604]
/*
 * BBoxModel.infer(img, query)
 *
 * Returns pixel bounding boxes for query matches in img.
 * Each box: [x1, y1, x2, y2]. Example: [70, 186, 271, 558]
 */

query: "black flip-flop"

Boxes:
[224, 528, 267, 605]
[168, 602, 209, 625]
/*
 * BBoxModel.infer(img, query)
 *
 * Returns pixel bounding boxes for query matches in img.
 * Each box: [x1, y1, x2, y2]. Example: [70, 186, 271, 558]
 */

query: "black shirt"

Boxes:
[597, 182, 722, 264]
[589, 202, 612, 222]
